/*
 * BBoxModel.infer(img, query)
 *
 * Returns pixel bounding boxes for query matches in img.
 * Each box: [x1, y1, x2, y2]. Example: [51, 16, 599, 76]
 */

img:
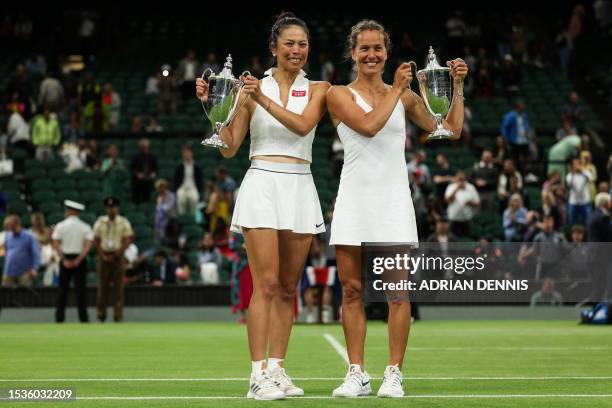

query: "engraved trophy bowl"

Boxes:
[200, 54, 250, 149]
[408, 46, 454, 140]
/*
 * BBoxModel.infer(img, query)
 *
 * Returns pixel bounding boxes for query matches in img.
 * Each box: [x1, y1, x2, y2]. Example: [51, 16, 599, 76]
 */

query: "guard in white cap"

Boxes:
[51, 200, 94, 323]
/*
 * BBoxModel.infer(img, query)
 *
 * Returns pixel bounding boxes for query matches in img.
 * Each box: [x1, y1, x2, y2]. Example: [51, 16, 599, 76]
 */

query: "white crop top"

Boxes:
[249, 68, 316, 162]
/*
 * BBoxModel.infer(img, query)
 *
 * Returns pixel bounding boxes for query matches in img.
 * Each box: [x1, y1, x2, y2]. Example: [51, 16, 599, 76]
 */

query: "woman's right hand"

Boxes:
[392, 62, 413, 91]
[195, 78, 208, 103]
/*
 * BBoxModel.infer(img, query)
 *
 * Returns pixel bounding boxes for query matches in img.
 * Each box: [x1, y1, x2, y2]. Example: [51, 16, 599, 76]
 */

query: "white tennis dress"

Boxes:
[230, 68, 325, 235]
[330, 87, 418, 246]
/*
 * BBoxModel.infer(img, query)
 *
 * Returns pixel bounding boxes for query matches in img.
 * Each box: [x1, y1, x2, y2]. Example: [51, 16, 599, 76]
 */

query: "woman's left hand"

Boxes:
[241, 75, 263, 102]
[447, 58, 468, 82]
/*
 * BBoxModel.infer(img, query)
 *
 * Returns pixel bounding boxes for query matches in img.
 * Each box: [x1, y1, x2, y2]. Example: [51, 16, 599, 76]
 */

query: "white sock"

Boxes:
[251, 360, 265, 375]
[267, 357, 284, 371]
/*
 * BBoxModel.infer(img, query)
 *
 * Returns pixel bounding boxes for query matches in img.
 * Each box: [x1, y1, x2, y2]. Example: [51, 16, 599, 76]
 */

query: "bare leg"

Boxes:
[243, 228, 279, 362]
[268, 231, 312, 366]
[387, 300, 411, 369]
[336, 245, 366, 368]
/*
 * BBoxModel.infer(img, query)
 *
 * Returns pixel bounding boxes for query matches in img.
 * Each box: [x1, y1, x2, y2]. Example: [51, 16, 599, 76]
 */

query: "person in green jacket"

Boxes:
[31, 106, 61, 160]
[547, 134, 581, 179]
[101, 144, 127, 200]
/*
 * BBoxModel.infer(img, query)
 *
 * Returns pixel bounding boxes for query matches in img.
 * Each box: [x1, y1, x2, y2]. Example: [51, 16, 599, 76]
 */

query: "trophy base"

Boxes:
[201, 134, 229, 149]
[426, 128, 454, 141]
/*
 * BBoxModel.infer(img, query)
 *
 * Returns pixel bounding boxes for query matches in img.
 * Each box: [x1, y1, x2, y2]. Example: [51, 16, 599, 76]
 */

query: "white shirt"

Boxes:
[445, 182, 480, 222]
[566, 170, 592, 205]
[52, 216, 94, 254]
[181, 161, 196, 189]
[8, 112, 30, 144]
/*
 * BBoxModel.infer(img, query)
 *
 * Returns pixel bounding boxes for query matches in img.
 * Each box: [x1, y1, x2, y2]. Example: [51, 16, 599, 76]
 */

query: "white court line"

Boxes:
[323, 333, 350, 364]
[2, 376, 612, 382]
[66, 394, 612, 400]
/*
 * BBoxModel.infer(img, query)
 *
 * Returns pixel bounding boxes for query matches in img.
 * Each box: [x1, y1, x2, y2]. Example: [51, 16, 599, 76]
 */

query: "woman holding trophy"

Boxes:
[326, 20, 467, 397]
[196, 12, 329, 400]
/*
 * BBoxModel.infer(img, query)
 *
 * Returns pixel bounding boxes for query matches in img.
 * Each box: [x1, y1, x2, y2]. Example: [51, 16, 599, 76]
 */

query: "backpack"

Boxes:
[580, 303, 612, 324]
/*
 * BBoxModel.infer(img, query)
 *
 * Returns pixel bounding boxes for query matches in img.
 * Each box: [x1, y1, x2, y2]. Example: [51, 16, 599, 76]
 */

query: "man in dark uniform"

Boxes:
[52, 200, 94, 323]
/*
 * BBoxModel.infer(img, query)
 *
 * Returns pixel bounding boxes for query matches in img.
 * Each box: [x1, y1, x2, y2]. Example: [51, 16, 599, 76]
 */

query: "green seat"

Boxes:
[55, 179, 76, 190]
[177, 214, 196, 226]
[25, 168, 45, 180]
[80, 212, 97, 226]
[134, 225, 153, 240]
[7, 200, 28, 215]
[47, 211, 64, 225]
[38, 202, 62, 215]
[32, 179, 54, 191]
[32, 190, 56, 204]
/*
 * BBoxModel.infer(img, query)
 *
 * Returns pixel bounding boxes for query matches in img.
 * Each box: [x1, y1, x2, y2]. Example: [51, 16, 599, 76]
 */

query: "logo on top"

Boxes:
[292, 90, 306, 97]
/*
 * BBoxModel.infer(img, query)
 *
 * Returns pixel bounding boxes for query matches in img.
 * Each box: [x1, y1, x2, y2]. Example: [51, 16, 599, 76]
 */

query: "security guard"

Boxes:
[52, 200, 94, 323]
[93, 197, 133, 322]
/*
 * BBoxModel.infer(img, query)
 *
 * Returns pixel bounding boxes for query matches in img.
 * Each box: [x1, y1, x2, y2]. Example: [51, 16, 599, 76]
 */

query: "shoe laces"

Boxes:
[256, 370, 282, 393]
[383, 365, 402, 387]
[343, 365, 365, 389]
[271, 367, 294, 388]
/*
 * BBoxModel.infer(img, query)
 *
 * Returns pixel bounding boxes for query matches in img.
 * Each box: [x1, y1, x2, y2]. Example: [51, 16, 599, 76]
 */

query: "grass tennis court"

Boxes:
[2, 320, 612, 407]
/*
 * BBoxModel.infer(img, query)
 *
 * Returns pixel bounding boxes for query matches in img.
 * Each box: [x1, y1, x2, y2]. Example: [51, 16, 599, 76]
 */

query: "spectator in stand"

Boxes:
[498, 159, 523, 208]
[500, 54, 521, 100]
[426, 215, 457, 278]
[130, 138, 158, 204]
[547, 134, 581, 179]
[586, 193, 612, 302]
[523, 210, 542, 242]
[93, 197, 134, 322]
[158, 65, 177, 115]
[445, 170, 480, 237]
[145, 70, 160, 96]
[555, 117, 577, 141]
[532, 215, 567, 279]
[102, 83, 121, 129]
[177, 49, 200, 101]
[101, 144, 127, 199]
[198, 232, 224, 284]
[229, 232, 251, 324]
[38, 71, 64, 111]
[77, 72, 101, 107]
[432, 153, 455, 208]
[63, 111, 85, 144]
[25, 53, 47, 79]
[6, 105, 32, 155]
[471, 149, 499, 211]
[543, 170, 563, 192]
[501, 100, 533, 165]
[562, 91, 585, 133]
[130, 115, 144, 133]
[530, 278, 563, 306]
[6, 64, 34, 119]
[566, 157, 593, 226]
[2, 215, 40, 287]
[503, 193, 527, 241]
[580, 150, 597, 200]
[31, 106, 61, 161]
[174, 144, 203, 216]
[319, 53, 336, 83]
[541, 190, 563, 231]
[201, 52, 221, 75]
[598, 181, 610, 195]
[155, 179, 177, 240]
[85, 139, 101, 171]
[83, 97, 110, 132]
[146, 114, 163, 132]
[407, 149, 431, 192]
[151, 249, 177, 286]
[205, 181, 230, 233]
[215, 165, 237, 207]
[494, 136, 508, 168]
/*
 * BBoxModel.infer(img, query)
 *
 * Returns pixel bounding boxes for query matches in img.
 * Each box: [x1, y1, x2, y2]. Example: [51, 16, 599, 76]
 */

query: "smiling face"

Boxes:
[272, 26, 309, 72]
[352, 30, 387, 76]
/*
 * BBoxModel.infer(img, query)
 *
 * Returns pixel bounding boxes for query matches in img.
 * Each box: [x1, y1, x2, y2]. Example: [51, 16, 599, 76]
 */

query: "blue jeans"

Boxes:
[568, 203, 591, 226]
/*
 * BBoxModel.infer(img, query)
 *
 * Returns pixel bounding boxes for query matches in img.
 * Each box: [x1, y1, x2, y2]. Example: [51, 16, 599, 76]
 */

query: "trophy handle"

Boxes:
[199, 68, 214, 122]
[225, 70, 252, 125]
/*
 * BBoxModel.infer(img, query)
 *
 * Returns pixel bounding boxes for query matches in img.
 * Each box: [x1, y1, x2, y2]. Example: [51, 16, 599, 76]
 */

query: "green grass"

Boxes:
[1, 321, 612, 407]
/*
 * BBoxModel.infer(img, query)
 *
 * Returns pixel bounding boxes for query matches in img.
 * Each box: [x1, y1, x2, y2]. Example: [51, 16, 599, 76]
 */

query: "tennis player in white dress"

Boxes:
[326, 20, 468, 398]
[196, 12, 330, 400]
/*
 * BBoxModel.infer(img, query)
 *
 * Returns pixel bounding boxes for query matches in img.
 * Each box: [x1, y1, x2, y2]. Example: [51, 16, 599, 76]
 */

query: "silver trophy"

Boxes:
[200, 54, 250, 149]
[409, 47, 454, 140]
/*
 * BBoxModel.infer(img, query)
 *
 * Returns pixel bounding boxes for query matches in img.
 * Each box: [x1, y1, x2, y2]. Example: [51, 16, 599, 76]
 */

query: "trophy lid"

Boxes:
[218, 54, 236, 80]
[424, 46, 445, 71]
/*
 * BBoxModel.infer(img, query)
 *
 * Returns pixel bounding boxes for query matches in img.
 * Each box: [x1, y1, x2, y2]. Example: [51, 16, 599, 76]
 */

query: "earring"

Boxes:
[273, 54, 276, 57]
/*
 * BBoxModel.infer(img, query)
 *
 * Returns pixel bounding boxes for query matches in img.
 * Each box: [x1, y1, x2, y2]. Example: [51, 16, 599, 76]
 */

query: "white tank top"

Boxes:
[249, 68, 316, 162]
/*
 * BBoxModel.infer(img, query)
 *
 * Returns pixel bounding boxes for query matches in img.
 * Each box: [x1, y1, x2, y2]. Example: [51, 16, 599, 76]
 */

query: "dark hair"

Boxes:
[269, 12, 310, 51]
[345, 19, 391, 59]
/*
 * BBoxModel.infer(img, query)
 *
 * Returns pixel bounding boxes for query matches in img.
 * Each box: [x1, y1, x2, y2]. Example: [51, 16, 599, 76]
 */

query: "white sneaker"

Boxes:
[246, 370, 285, 400]
[377, 364, 404, 398]
[332, 364, 372, 397]
[270, 366, 304, 397]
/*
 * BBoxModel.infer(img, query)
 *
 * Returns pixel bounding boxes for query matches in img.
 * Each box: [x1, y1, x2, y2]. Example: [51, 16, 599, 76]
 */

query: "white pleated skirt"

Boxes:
[230, 160, 325, 235]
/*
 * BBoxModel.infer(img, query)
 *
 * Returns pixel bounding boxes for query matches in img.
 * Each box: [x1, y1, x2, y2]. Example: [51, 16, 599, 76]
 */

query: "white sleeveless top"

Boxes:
[249, 68, 316, 162]
[330, 86, 418, 245]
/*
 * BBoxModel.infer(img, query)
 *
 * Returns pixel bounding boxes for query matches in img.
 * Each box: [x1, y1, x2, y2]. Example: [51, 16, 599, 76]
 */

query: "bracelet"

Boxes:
[265, 98, 272, 111]
[454, 90, 465, 101]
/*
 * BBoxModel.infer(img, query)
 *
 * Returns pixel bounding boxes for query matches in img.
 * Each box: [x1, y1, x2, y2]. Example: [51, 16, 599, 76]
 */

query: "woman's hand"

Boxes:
[195, 78, 209, 103]
[241, 75, 263, 103]
[392, 62, 413, 91]
[447, 58, 468, 83]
